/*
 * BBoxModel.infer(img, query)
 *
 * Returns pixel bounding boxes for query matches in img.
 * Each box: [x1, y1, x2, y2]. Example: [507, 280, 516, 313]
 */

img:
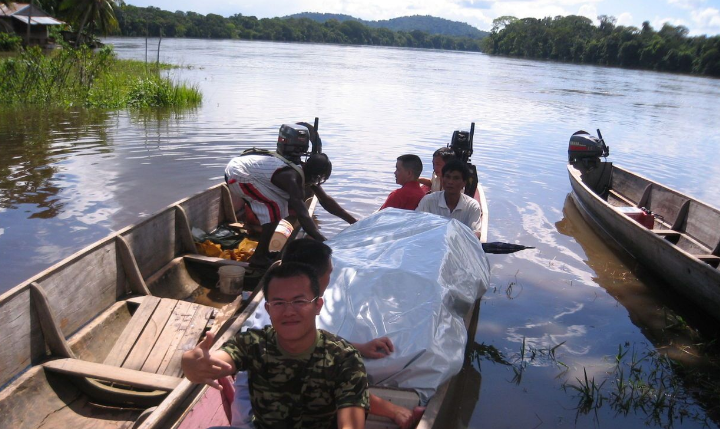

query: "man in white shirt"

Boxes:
[415, 159, 483, 239]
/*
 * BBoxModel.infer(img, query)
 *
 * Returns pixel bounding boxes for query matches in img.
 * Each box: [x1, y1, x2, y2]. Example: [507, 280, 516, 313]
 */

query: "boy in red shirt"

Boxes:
[380, 154, 427, 211]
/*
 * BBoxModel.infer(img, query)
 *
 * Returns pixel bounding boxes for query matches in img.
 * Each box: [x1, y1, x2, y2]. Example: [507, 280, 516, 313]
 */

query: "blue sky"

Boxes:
[125, 0, 720, 36]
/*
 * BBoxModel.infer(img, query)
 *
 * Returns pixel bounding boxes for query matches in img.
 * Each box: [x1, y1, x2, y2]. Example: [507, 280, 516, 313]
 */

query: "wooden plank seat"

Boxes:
[608, 189, 636, 207]
[697, 255, 720, 266]
[653, 229, 681, 237]
[43, 358, 182, 391]
[105, 295, 217, 378]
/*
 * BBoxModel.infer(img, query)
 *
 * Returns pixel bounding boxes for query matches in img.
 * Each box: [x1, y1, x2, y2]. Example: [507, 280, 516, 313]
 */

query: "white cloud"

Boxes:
[616, 12, 634, 26]
[492, 2, 567, 20]
[651, 16, 690, 30]
[578, 4, 598, 21]
[692, 7, 720, 31]
[667, 0, 707, 10]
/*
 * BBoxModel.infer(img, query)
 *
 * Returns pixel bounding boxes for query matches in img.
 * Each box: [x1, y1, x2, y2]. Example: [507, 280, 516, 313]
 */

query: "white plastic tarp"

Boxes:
[318, 209, 490, 403]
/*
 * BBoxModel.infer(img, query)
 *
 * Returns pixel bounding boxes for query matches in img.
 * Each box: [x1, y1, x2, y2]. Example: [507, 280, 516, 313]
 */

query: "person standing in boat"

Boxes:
[182, 262, 370, 429]
[416, 159, 483, 239]
[232, 239, 426, 429]
[379, 154, 427, 211]
[224, 124, 357, 267]
[418, 147, 456, 192]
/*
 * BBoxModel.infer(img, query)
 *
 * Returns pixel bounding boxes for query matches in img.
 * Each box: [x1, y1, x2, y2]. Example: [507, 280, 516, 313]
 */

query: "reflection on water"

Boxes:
[557, 194, 714, 361]
[0, 108, 114, 219]
[1, 37, 720, 428]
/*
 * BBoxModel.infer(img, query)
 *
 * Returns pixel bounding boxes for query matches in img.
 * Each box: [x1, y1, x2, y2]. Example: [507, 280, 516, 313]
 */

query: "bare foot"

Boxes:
[394, 406, 426, 429]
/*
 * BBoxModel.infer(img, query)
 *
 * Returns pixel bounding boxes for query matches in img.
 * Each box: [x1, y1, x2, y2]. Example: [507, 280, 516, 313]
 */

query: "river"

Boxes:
[1, 37, 720, 428]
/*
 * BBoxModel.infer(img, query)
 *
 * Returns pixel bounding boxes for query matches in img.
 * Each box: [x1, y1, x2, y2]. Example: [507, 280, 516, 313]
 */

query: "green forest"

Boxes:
[482, 15, 720, 76]
[113, 6, 485, 51]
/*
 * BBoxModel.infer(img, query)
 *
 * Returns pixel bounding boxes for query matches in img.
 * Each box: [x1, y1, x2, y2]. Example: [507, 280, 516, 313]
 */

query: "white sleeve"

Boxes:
[415, 195, 429, 213]
[468, 201, 483, 233]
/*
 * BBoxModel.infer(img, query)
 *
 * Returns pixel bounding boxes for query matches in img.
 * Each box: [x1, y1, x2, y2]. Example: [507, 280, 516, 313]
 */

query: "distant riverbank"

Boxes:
[484, 15, 720, 78]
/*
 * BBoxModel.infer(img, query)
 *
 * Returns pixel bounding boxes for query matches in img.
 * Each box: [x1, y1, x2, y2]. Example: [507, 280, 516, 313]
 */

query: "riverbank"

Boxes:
[0, 46, 201, 109]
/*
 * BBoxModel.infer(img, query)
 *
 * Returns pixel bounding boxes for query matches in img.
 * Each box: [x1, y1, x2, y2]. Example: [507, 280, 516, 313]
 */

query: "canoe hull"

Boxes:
[568, 163, 720, 322]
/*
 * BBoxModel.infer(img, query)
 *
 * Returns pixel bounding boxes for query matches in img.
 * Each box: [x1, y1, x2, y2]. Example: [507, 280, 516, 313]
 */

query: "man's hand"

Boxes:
[353, 337, 394, 359]
[181, 332, 235, 390]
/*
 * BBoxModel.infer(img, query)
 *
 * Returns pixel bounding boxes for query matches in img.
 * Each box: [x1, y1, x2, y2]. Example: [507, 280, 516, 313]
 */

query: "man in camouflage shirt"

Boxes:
[182, 262, 369, 429]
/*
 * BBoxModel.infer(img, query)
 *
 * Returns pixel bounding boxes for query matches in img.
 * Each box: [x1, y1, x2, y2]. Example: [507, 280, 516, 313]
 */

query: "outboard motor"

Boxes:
[450, 129, 473, 164]
[568, 129, 609, 165]
[450, 123, 479, 197]
[277, 123, 310, 162]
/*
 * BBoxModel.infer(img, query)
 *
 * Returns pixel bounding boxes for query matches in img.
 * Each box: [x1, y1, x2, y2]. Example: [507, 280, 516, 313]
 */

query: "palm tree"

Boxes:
[60, 0, 121, 46]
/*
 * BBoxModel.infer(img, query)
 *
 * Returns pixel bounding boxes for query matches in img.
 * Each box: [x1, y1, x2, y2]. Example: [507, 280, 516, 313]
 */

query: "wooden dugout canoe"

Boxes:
[145, 184, 490, 429]
[568, 161, 720, 322]
[0, 182, 317, 429]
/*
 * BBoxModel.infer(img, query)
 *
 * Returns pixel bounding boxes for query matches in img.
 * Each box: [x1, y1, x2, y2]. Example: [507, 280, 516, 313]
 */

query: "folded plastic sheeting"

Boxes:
[319, 208, 490, 403]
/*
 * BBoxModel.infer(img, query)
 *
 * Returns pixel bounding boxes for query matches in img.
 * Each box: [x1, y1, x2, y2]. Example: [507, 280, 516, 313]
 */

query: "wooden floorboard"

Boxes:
[122, 299, 178, 371]
[141, 300, 194, 374]
[104, 296, 161, 367]
[162, 305, 215, 378]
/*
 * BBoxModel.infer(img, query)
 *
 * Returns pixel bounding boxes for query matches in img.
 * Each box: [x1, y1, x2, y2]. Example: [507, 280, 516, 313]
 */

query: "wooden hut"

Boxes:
[0, 2, 64, 47]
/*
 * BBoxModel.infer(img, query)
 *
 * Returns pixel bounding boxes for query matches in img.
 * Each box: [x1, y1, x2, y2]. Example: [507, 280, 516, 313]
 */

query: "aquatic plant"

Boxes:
[0, 45, 201, 109]
[470, 338, 567, 386]
[563, 343, 714, 428]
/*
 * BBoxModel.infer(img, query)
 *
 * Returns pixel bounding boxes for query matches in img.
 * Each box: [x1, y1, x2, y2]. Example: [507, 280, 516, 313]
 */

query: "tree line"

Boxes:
[113, 5, 485, 51]
[481, 15, 720, 77]
[288, 12, 488, 38]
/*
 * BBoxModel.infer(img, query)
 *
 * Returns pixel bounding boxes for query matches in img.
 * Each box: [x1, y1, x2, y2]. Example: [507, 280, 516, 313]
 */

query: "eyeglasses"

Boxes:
[267, 296, 319, 311]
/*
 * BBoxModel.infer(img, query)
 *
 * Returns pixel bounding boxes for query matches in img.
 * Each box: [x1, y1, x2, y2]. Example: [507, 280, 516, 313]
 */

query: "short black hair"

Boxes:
[282, 238, 332, 276]
[304, 153, 332, 185]
[397, 154, 423, 179]
[441, 159, 470, 182]
[263, 262, 320, 299]
[433, 147, 456, 162]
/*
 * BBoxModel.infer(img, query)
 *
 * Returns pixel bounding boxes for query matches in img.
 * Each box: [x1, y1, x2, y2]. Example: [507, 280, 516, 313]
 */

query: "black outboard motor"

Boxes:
[277, 123, 310, 162]
[277, 117, 323, 164]
[568, 129, 609, 166]
[449, 123, 479, 197]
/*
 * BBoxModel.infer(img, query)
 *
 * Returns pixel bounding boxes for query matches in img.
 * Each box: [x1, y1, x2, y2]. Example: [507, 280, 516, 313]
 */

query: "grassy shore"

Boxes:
[0, 46, 201, 109]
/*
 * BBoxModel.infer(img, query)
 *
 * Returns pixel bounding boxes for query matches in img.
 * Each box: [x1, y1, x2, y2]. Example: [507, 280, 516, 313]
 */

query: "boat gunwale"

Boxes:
[0, 182, 231, 305]
[567, 163, 720, 267]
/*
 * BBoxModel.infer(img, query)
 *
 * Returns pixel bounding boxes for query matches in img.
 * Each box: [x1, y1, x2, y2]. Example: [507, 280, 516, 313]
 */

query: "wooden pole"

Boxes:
[156, 31, 161, 65]
[25, 0, 33, 46]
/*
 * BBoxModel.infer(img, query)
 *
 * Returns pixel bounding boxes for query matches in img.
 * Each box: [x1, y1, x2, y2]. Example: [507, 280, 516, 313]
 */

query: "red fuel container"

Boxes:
[616, 207, 655, 229]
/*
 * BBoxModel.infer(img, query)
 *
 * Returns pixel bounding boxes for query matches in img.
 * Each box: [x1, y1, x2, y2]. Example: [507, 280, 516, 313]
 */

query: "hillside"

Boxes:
[287, 12, 489, 39]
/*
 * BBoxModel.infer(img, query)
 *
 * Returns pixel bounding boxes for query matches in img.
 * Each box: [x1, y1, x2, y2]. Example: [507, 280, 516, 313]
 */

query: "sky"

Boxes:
[124, 0, 720, 36]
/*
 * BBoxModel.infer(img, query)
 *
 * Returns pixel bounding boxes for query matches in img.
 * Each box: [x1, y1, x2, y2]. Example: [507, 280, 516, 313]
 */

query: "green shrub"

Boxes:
[0, 45, 202, 108]
[0, 33, 22, 51]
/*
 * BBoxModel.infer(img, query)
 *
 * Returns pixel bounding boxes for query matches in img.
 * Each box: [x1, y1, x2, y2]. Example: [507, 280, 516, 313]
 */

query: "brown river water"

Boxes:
[1, 37, 720, 428]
